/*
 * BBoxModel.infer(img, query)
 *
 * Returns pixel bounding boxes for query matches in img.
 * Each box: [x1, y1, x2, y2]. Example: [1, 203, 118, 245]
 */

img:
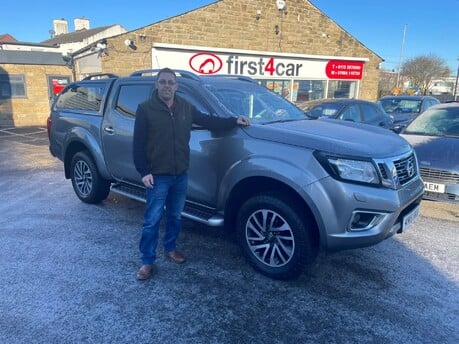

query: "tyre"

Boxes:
[70, 151, 111, 203]
[236, 193, 317, 280]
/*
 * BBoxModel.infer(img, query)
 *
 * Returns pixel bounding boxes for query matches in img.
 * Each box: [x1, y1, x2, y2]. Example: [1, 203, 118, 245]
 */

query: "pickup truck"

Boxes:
[47, 70, 424, 280]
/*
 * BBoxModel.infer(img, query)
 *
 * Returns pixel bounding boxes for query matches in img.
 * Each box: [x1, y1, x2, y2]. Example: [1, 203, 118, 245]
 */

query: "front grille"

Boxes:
[376, 152, 419, 189]
[420, 167, 459, 184]
[394, 154, 418, 186]
[424, 191, 459, 202]
[420, 167, 459, 203]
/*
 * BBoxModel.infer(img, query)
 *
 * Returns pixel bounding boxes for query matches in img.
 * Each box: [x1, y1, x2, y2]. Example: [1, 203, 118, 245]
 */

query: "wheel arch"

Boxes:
[63, 128, 111, 180]
[224, 176, 320, 250]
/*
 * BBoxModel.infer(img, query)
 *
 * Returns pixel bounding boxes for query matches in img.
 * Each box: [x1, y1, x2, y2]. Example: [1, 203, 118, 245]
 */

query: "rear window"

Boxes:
[55, 82, 107, 112]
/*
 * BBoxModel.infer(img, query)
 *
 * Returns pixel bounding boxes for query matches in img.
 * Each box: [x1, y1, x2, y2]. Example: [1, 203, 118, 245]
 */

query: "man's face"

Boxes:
[156, 72, 178, 103]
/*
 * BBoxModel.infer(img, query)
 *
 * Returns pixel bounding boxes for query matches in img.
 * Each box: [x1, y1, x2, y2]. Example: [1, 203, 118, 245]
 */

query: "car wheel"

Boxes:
[70, 151, 111, 204]
[237, 193, 317, 280]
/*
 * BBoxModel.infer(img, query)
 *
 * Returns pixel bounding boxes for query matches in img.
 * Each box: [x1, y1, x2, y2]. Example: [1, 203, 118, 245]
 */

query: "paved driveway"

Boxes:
[0, 126, 458, 344]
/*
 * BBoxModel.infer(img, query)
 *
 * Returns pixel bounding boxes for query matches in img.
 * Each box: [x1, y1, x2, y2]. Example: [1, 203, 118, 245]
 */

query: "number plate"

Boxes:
[424, 182, 445, 193]
[402, 205, 420, 232]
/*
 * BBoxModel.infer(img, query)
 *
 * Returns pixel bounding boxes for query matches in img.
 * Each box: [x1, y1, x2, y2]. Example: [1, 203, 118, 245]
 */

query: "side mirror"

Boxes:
[305, 110, 320, 119]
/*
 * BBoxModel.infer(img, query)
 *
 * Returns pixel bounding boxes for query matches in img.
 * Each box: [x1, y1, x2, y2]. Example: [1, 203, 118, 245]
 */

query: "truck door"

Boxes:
[177, 87, 234, 209]
[101, 82, 153, 184]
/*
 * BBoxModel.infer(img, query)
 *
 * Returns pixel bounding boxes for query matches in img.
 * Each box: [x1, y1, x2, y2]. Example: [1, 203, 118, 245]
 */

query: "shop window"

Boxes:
[328, 80, 357, 99]
[0, 74, 26, 99]
[296, 80, 326, 102]
[260, 80, 291, 99]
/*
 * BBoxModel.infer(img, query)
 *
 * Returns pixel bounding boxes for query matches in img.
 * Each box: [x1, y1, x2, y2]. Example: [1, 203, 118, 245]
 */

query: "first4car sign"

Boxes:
[151, 43, 367, 80]
[189, 54, 305, 77]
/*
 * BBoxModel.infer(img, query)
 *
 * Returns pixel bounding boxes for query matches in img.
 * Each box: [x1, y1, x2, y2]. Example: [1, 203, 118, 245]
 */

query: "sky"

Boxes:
[1, 0, 458, 74]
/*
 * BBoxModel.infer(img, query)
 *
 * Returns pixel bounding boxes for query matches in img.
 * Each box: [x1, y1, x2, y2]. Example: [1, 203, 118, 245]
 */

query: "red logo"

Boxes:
[189, 52, 223, 74]
[325, 60, 364, 80]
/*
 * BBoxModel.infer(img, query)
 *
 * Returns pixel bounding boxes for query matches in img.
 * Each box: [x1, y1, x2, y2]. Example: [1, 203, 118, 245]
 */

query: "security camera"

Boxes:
[276, 0, 286, 10]
[96, 42, 106, 50]
[124, 39, 134, 47]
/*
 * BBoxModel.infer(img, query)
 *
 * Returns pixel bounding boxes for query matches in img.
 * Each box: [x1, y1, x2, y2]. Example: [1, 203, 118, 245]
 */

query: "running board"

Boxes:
[110, 183, 224, 227]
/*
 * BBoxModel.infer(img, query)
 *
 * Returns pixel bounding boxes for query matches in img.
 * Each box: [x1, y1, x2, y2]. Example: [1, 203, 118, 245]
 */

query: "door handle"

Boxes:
[104, 127, 115, 134]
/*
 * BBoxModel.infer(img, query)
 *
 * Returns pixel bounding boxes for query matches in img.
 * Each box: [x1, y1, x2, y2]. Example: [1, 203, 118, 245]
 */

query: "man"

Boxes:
[133, 67, 250, 280]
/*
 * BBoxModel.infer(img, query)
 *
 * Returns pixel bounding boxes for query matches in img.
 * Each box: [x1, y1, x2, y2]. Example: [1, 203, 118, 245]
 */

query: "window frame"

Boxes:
[0, 74, 27, 99]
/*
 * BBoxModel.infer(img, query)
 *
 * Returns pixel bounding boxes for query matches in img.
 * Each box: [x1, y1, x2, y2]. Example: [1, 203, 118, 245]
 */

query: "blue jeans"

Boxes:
[139, 173, 188, 265]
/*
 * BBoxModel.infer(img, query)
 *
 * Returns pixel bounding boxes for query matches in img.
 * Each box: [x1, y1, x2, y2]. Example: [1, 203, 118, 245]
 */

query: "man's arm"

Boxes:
[191, 105, 250, 129]
[132, 105, 151, 177]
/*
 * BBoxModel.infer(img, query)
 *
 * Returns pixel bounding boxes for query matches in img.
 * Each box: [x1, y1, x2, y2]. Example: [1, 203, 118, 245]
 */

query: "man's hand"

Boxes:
[142, 174, 154, 188]
[236, 115, 250, 126]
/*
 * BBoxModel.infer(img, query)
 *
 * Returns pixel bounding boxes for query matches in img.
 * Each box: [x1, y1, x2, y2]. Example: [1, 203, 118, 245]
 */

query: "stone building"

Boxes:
[1, 0, 383, 126]
[0, 20, 126, 126]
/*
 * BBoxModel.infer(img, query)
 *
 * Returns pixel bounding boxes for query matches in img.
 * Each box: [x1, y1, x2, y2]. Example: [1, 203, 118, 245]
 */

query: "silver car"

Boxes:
[401, 102, 459, 204]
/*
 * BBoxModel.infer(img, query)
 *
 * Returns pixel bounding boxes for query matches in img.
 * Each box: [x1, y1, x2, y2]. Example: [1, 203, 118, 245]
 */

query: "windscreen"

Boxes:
[379, 98, 422, 115]
[404, 107, 459, 137]
[204, 81, 306, 124]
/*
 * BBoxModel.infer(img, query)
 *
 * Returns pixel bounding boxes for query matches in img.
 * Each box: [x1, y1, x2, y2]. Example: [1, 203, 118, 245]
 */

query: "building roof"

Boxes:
[0, 50, 67, 65]
[41, 26, 113, 45]
[0, 34, 17, 42]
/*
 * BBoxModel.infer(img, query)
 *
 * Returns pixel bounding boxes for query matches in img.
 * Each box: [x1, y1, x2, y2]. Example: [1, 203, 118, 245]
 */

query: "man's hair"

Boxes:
[156, 67, 176, 80]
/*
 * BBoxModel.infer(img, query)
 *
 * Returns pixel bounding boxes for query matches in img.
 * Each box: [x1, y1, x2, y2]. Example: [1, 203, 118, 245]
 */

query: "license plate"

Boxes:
[424, 182, 445, 193]
[402, 205, 420, 232]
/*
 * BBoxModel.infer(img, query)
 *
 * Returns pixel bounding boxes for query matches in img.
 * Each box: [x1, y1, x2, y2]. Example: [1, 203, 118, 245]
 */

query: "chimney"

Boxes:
[53, 19, 69, 36]
[74, 17, 90, 31]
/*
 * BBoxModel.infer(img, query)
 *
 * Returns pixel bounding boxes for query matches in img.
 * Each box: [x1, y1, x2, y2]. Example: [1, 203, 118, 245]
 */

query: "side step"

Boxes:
[110, 183, 224, 227]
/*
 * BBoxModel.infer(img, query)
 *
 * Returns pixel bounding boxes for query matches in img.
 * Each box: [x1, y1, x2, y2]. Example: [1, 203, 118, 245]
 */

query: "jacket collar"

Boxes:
[150, 89, 180, 111]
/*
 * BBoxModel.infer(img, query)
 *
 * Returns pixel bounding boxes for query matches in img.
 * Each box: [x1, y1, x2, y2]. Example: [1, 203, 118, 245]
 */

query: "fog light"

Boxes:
[349, 211, 385, 231]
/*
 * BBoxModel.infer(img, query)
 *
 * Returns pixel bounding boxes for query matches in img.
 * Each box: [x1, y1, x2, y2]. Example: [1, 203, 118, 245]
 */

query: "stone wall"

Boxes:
[0, 64, 71, 126]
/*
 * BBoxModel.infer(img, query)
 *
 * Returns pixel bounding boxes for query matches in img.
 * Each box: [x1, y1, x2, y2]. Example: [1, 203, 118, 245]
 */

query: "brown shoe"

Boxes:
[136, 264, 154, 280]
[165, 250, 186, 264]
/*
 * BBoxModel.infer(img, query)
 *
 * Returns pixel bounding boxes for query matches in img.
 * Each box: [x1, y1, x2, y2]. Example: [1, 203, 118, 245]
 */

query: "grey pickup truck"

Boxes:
[47, 70, 424, 280]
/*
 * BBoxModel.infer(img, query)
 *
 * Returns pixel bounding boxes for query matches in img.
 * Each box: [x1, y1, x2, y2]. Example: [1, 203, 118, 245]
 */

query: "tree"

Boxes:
[401, 54, 451, 95]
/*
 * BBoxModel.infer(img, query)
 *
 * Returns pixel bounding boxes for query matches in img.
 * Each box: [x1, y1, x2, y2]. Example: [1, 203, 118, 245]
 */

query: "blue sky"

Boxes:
[1, 0, 458, 74]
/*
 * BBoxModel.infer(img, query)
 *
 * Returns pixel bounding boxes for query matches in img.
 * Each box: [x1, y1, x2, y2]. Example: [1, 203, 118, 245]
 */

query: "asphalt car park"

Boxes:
[0, 126, 458, 343]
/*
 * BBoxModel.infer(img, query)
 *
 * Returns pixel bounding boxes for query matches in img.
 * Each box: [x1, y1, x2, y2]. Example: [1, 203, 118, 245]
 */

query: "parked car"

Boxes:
[401, 102, 459, 204]
[298, 98, 395, 130]
[378, 95, 440, 133]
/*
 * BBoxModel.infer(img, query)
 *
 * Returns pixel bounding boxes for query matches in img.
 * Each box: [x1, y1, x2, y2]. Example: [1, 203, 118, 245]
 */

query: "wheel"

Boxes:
[70, 151, 111, 203]
[236, 193, 317, 280]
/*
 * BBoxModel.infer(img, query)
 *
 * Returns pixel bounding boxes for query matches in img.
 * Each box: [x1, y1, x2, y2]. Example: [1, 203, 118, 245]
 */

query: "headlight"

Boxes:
[314, 152, 380, 185]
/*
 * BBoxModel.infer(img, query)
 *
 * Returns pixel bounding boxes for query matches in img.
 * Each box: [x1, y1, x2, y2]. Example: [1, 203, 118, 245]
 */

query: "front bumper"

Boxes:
[304, 176, 425, 252]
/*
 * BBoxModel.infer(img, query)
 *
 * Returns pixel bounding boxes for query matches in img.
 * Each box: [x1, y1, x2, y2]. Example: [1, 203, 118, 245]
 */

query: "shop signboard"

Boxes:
[152, 43, 366, 81]
[325, 60, 364, 80]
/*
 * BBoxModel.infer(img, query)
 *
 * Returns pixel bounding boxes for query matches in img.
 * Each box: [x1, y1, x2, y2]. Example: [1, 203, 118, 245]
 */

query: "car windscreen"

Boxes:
[379, 99, 422, 114]
[404, 107, 459, 137]
[203, 82, 306, 124]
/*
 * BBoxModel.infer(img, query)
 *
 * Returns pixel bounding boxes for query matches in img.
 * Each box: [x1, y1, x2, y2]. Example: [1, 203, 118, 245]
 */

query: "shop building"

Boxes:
[1, 0, 383, 126]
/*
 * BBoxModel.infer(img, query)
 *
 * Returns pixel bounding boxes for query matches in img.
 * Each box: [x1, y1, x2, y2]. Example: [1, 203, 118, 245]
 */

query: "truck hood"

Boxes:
[244, 118, 411, 158]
